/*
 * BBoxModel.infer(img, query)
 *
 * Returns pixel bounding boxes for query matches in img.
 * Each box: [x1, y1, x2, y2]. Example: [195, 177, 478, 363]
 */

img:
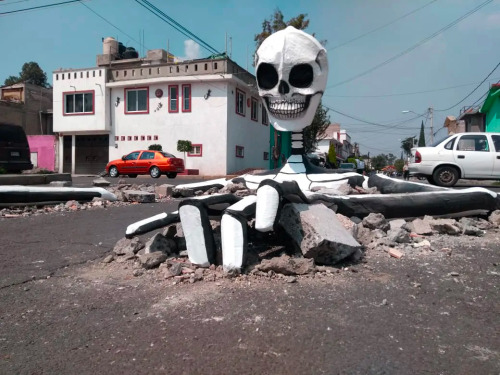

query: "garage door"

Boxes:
[75, 135, 109, 175]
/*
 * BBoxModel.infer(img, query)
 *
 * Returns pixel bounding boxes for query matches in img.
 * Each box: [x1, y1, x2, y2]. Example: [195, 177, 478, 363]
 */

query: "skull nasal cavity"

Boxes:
[279, 81, 290, 94]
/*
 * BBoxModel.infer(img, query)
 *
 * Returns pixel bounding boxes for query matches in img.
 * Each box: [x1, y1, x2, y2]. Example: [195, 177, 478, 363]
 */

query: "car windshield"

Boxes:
[161, 152, 176, 158]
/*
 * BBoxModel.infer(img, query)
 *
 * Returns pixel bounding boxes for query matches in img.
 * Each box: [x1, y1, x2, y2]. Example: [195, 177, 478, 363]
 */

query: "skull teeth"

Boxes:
[265, 96, 310, 119]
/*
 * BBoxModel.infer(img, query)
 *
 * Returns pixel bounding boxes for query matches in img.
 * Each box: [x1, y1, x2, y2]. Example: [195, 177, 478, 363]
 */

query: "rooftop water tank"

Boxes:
[103, 37, 118, 56]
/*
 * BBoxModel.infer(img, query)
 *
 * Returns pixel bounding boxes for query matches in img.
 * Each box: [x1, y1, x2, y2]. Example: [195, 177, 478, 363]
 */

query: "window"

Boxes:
[492, 135, 500, 152]
[182, 84, 191, 112]
[115, 136, 119, 141]
[64, 91, 94, 115]
[125, 88, 148, 114]
[147, 135, 152, 141]
[236, 89, 245, 116]
[139, 151, 155, 160]
[262, 106, 269, 125]
[121, 136, 125, 141]
[188, 144, 202, 157]
[127, 136, 132, 141]
[154, 135, 158, 140]
[124, 151, 140, 160]
[457, 135, 489, 152]
[263, 152, 269, 160]
[169, 85, 179, 112]
[134, 136, 138, 141]
[140, 135, 145, 141]
[236, 145, 244, 158]
[251, 97, 258, 121]
[444, 138, 456, 150]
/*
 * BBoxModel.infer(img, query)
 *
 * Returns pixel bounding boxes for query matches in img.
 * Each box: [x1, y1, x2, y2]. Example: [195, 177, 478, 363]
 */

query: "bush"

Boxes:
[0, 167, 6, 174]
[327, 144, 337, 166]
[148, 144, 162, 151]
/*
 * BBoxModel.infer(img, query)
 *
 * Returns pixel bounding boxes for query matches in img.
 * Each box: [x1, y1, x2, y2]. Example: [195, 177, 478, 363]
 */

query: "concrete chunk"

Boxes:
[92, 177, 111, 187]
[123, 190, 156, 203]
[144, 233, 177, 255]
[279, 203, 362, 265]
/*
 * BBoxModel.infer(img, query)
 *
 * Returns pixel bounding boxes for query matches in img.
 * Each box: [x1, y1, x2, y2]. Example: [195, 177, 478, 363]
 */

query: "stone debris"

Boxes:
[144, 233, 177, 255]
[123, 190, 156, 203]
[256, 254, 315, 275]
[138, 251, 167, 269]
[362, 213, 390, 232]
[279, 203, 362, 265]
[113, 237, 144, 256]
[92, 177, 111, 187]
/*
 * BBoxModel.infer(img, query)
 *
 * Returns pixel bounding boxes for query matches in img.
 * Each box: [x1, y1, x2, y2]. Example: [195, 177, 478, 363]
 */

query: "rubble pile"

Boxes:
[106, 209, 500, 285]
[0, 180, 175, 218]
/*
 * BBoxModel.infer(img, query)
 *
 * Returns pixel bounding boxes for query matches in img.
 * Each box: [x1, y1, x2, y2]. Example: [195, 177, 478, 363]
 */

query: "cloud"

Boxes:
[484, 13, 500, 29]
[184, 40, 201, 60]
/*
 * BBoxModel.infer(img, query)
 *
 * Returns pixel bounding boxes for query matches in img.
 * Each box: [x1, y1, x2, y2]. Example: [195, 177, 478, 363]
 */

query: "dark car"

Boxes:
[105, 150, 185, 178]
[0, 123, 33, 173]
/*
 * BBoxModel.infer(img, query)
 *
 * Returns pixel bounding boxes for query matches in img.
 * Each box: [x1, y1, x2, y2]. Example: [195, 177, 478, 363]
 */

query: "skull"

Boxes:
[255, 26, 328, 132]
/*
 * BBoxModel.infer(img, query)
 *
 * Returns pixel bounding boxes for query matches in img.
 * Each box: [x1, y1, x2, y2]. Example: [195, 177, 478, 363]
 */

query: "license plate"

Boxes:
[10, 151, 20, 157]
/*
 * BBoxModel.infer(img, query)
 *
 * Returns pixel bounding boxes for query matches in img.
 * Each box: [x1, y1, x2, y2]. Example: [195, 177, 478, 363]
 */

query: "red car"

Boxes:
[106, 150, 185, 179]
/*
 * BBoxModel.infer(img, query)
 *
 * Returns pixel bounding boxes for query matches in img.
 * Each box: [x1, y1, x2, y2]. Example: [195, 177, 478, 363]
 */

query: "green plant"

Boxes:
[148, 144, 163, 151]
[347, 157, 358, 167]
[177, 140, 193, 166]
[327, 144, 337, 166]
[0, 167, 6, 174]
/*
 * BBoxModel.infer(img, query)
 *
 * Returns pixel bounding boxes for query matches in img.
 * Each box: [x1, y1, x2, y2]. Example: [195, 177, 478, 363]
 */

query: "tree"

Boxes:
[177, 140, 193, 165]
[327, 143, 337, 167]
[394, 159, 404, 173]
[302, 100, 330, 153]
[254, 9, 310, 58]
[370, 154, 388, 171]
[3, 62, 48, 87]
[418, 121, 426, 147]
[148, 144, 162, 151]
[401, 137, 415, 158]
[254, 10, 328, 153]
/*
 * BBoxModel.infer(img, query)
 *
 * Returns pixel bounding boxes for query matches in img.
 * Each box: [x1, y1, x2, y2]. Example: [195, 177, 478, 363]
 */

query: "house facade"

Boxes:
[314, 123, 356, 166]
[0, 82, 55, 170]
[53, 38, 270, 176]
[480, 83, 500, 132]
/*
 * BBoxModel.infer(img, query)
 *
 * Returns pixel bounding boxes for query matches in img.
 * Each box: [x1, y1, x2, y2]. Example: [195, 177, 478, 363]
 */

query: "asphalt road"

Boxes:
[0, 194, 499, 374]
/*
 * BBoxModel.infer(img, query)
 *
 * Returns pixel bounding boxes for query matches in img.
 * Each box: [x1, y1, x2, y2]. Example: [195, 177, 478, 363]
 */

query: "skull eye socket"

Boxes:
[289, 64, 314, 88]
[257, 63, 279, 90]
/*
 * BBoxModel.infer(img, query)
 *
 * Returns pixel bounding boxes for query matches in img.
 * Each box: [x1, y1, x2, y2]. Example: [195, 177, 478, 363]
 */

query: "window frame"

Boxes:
[63, 90, 95, 116]
[235, 145, 244, 158]
[235, 89, 246, 117]
[182, 84, 191, 112]
[250, 97, 258, 122]
[169, 84, 179, 113]
[188, 144, 202, 157]
[124, 87, 149, 114]
[261, 106, 269, 126]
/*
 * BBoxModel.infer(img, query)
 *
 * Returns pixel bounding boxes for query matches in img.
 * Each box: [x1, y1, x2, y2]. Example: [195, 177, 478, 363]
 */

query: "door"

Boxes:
[75, 135, 109, 174]
[454, 134, 495, 178]
[135, 151, 155, 173]
[120, 151, 140, 174]
[492, 135, 500, 178]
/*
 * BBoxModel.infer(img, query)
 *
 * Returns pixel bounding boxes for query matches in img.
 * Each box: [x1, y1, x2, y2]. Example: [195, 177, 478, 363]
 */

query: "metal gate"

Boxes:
[75, 135, 109, 175]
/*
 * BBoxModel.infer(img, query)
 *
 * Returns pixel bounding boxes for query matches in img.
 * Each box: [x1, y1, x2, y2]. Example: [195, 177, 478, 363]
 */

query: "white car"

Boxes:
[409, 132, 500, 187]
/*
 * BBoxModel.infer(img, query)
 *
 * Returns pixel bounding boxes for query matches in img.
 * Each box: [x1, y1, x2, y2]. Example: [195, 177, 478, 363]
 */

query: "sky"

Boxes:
[1, 0, 500, 158]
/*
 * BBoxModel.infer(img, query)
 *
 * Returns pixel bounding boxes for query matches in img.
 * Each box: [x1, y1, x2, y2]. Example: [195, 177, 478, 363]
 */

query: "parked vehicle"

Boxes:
[409, 132, 500, 187]
[105, 150, 185, 179]
[0, 123, 33, 173]
[339, 162, 357, 173]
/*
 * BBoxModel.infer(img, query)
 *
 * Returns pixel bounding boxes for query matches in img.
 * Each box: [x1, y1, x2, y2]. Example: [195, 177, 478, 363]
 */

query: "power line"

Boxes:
[323, 104, 422, 130]
[323, 77, 500, 98]
[0, 0, 32, 7]
[79, 1, 146, 50]
[328, 0, 438, 51]
[134, 0, 220, 55]
[0, 0, 81, 15]
[435, 61, 500, 112]
[327, 0, 493, 89]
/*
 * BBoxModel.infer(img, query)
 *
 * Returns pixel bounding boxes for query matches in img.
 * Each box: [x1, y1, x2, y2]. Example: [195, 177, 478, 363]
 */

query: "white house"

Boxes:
[53, 38, 270, 176]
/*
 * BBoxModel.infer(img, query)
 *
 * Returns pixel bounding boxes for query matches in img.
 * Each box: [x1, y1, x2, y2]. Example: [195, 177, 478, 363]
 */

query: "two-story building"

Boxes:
[53, 37, 270, 176]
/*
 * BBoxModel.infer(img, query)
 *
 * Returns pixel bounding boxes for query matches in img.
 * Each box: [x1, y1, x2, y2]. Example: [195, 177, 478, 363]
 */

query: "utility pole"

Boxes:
[429, 106, 434, 145]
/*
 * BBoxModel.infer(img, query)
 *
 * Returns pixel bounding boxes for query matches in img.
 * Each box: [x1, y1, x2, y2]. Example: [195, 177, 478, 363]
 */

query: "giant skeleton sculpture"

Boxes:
[125, 27, 500, 270]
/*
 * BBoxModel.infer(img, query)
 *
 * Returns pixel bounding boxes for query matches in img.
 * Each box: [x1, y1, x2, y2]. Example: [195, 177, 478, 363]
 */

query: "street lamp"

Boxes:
[402, 107, 434, 144]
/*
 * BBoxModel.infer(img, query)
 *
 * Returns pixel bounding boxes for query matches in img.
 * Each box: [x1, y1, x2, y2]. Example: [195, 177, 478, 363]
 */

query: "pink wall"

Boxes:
[27, 135, 56, 171]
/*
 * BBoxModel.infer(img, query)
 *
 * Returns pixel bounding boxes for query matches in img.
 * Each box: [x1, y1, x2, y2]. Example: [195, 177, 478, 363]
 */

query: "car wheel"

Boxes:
[432, 166, 459, 187]
[109, 166, 119, 178]
[166, 173, 177, 179]
[426, 176, 436, 185]
[128, 174, 138, 178]
[150, 166, 161, 178]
